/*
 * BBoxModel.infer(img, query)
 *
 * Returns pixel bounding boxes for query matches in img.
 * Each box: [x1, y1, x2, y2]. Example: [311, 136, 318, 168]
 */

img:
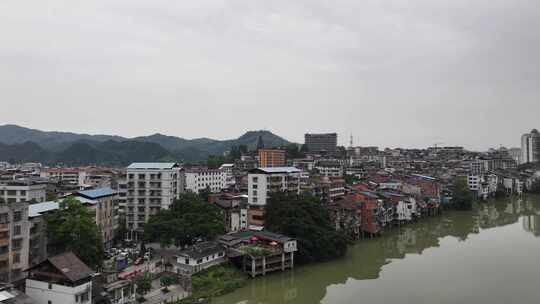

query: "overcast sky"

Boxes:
[1, 0, 539, 150]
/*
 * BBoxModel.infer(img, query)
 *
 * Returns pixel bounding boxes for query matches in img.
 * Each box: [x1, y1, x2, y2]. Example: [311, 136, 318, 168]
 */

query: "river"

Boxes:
[215, 195, 540, 304]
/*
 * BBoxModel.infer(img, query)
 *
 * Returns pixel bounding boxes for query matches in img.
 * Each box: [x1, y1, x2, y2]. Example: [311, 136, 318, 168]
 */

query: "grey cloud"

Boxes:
[0, 0, 538, 150]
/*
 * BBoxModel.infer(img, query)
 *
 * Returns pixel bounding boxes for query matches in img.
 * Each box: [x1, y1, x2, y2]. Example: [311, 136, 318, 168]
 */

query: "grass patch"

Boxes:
[178, 264, 247, 303]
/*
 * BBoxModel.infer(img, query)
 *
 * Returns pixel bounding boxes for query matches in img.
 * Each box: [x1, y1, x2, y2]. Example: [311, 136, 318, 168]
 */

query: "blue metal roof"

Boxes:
[77, 187, 116, 199]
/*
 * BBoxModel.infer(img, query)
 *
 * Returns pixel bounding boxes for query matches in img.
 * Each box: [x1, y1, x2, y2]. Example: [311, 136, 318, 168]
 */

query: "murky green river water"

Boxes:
[215, 195, 540, 304]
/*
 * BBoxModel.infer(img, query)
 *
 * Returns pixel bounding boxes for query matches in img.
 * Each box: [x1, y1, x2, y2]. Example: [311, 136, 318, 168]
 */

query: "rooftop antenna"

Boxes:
[350, 134, 354, 148]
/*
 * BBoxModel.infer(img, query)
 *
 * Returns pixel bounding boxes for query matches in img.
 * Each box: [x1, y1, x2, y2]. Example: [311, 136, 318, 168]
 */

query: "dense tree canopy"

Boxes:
[264, 193, 348, 264]
[134, 273, 152, 295]
[282, 143, 305, 159]
[207, 155, 228, 168]
[44, 197, 104, 269]
[144, 193, 226, 247]
[452, 178, 474, 210]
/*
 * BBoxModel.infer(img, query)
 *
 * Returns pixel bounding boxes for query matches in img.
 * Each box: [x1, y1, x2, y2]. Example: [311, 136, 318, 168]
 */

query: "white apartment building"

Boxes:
[219, 164, 236, 188]
[314, 161, 343, 178]
[468, 174, 498, 199]
[26, 252, 93, 304]
[521, 129, 540, 164]
[126, 163, 181, 236]
[183, 167, 227, 193]
[247, 167, 302, 206]
[0, 180, 46, 203]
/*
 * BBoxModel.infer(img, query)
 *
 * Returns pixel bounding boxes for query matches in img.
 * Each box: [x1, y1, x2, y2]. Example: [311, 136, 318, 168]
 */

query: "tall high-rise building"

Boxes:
[521, 129, 540, 164]
[258, 149, 286, 168]
[305, 133, 338, 153]
[126, 163, 181, 239]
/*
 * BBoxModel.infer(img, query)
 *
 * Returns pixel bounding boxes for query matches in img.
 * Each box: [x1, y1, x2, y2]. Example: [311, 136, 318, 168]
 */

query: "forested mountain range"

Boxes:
[0, 124, 292, 165]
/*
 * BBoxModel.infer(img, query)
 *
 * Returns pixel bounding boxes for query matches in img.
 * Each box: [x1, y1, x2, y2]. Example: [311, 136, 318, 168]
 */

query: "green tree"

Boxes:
[264, 193, 348, 264]
[198, 186, 212, 202]
[134, 273, 152, 296]
[207, 155, 227, 169]
[44, 197, 104, 269]
[144, 193, 225, 247]
[284, 144, 303, 159]
[46, 191, 58, 202]
[452, 178, 474, 210]
[116, 216, 128, 246]
[160, 274, 178, 292]
[344, 174, 359, 185]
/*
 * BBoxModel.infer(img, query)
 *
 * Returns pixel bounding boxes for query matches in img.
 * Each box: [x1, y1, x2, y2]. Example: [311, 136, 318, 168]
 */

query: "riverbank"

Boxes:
[214, 195, 540, 304]
[178, 265, 248, 304]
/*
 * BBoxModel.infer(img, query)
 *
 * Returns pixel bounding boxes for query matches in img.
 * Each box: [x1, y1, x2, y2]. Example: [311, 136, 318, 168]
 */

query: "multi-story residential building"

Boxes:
[183, 167, 226, 194]
[469, 159, 490, 175]
[292, 158, 316, 171]
[0, 202, 30, 285]
[112, 175, 127, 218]
[247, 167, 302, 207]
[214, 194, 248, 232]
[314, 160, 343, 177]
[219, 164, 236, 188]
[75, 188, 118, 248]
[0, 180, 46, 203]
[305, 133, 338, 153]
[40, 168, 87, 187]
[312, 176, 346, 203]
[26, 252, 93, 304]
[508, 147, 522, 165]
[126, 163, 181, 238]
[521, 129, 540, 164]
[247, 167, 301, 229]
[28, 202, 59, 267]
[257, 149, 286, 168]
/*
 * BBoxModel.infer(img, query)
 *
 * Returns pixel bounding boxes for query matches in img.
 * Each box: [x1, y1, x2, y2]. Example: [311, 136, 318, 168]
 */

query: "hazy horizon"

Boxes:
[2, 0, 539, 150]
[0, 123, 526, 152]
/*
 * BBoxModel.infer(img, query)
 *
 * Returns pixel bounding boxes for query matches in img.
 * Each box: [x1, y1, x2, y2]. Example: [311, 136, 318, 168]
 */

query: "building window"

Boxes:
[197, 259, 203, 264]
[184, 258, 189, 265]
[12, 239, 22, 250]
[13, 225, 21, 236]
[13, 253, 20, 263]
[48, 283, 53, 289]
[81, 292, 89, 302]
[252, 177, 258, 183]
[13, 211, 22, 222]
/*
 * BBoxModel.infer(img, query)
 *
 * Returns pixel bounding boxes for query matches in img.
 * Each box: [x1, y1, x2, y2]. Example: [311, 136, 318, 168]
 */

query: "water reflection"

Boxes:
[215, 195, 540, 304]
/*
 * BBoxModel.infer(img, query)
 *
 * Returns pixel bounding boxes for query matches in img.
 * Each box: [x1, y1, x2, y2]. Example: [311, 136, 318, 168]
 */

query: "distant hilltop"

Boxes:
[0, 124, 292, 165]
